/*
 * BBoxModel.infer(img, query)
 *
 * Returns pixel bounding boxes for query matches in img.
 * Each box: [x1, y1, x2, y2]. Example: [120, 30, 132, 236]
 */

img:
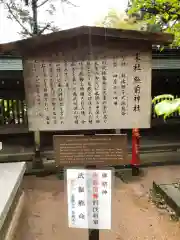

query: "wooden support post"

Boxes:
[115, 129, 121, 134]
[32, 131, 43, 169]
[88, 229, 99, 240]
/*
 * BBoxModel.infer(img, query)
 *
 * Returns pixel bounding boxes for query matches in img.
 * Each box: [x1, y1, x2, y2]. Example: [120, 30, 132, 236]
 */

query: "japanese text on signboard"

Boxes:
[24, 47, 151, 130]
[67, 169, 112, 229]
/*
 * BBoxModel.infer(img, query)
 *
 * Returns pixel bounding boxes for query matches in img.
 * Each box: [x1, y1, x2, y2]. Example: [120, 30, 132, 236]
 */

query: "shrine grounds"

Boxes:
[13, 165, 180, 240]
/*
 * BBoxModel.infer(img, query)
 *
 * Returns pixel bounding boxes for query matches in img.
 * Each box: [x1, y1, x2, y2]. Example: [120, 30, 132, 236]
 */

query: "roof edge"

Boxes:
[0, 26, 174, 55]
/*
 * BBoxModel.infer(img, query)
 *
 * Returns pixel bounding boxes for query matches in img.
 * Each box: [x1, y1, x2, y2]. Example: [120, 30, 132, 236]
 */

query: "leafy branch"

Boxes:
[1, 0, 33, 36]
[1, 0, 77, 38]
[128, 0, 180, 46]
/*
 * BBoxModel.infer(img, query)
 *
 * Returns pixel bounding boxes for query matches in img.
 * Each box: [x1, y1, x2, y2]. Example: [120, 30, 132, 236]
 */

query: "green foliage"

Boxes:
[152, 94, 180, 120]
[95, 8, 146, 30]
[128, 0, 180, 46]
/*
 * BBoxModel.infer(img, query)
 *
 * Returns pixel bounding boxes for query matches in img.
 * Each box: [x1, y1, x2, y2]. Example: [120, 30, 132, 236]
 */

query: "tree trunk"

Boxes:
[32, 0, 38, 35]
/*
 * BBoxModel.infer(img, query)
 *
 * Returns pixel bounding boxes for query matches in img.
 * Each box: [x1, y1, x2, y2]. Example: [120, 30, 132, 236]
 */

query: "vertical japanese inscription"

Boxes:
[33, 61, 41, 123]
[72, 57, 79, 124]
[33, 61, 41, 121]
[92, 172, 99, 225]
[112, 54, 128, 116]
[41, 61, 49, 125]
[71, 181, 76, 224]
[77, 172, 86, 221]
[112, 56, 118, 106]
[34, 62, 41, 107]
[57, 58, 65, 125]
[120, 73, 128, 116]
[87, 58, 93, 125]
[102, 58, 108, 123]
[56, 61, 64, 125]
[79, 61, 86, 124]
[101, 171, 108, 195]
[133, 53, 141, 113]
[49, 62, 57, 125]
[64, 55, 68, 87]
[121, 55, 126, 67]
[32, 60, 41, 123]
[62, 55, 68, 122]
[120, 55, 128, 116]
[94, 59, 100, 124]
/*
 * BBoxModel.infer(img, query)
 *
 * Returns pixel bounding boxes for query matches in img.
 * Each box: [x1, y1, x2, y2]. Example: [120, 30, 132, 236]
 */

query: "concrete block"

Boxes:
[0, 162, 26, 232]
[153, 181, 180, 216]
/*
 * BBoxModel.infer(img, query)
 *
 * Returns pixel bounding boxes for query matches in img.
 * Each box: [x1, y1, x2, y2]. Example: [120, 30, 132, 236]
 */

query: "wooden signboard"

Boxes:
[24, 45, 151, 131]
[53, 134, 128, 167]
[0, 26, 174, 132]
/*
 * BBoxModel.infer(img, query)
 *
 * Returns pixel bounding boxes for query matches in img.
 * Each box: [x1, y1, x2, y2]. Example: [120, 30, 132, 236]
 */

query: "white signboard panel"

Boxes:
[24, 47, 151, 130]
[66, 168, 112, 229]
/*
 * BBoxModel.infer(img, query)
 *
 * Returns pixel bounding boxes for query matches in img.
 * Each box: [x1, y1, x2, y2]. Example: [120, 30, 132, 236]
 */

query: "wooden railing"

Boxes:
[0, 99, 28, 134]
[0, 99, 28, 124]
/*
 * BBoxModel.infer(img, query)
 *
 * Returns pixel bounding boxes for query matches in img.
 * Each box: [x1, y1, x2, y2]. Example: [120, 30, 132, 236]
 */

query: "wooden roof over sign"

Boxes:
[0, 26, 174, 55]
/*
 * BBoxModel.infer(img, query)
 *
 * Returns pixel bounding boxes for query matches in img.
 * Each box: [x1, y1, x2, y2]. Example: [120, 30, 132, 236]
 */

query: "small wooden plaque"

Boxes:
[53, 134, 128, 167]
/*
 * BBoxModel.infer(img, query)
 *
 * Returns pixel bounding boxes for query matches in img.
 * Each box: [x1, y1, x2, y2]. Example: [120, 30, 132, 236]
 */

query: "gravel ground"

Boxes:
[14, 165, 180, 240]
